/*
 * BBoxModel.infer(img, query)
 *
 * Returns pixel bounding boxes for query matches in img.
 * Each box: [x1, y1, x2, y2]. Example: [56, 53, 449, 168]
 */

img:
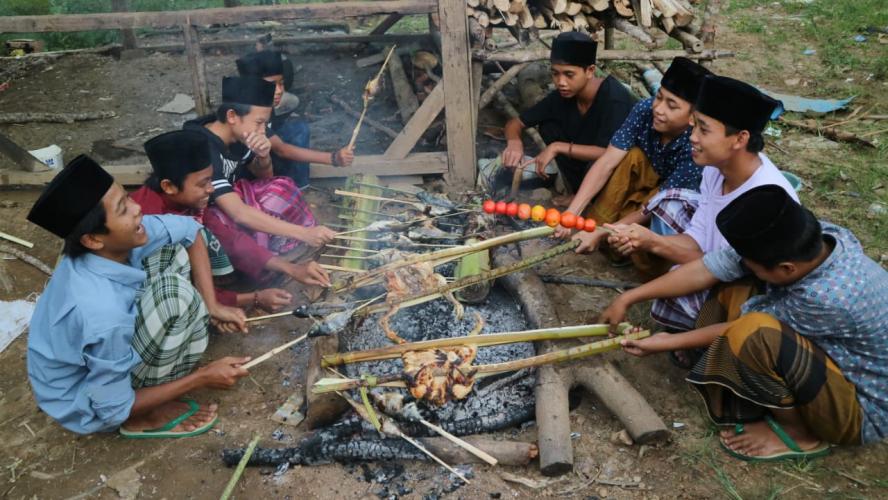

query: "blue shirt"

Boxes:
[609, 97, 701, 191]
[27, 215, 202, 435]
[704, 222, 888, 444]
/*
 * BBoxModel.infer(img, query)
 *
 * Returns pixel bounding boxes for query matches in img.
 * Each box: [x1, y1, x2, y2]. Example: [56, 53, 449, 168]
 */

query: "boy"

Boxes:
[132, 129, 323, 310]
[605, 75, 798, 332]
[236, 50, 354, 187]
[555, 57, 710, 275]
[605, 186, 887, 459]
[184, 76, 333, 285]
[501, 31, 635, 196]
[27, 155, 250, 437]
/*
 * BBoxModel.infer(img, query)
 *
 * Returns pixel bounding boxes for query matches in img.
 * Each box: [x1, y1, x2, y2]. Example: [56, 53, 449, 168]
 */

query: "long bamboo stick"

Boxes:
[312, 330, 651, 394]
[334, 225, 554, 293]
[245, 310, 293, 323]
[242, 334, 308, 370]
[320, 264, 368, 273]
[322, 323, 627, 367]
[348, 45, 396, 149]
[335, 189, 424, 209]
[0, 230, 33, 249]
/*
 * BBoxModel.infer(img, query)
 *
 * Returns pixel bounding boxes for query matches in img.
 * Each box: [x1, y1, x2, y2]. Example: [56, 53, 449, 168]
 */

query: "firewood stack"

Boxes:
[466, 0, 704, 52]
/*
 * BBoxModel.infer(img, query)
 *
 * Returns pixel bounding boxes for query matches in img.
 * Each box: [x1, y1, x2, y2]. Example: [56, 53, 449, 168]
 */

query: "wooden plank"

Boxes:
[147, 33, 430, 54]
[438, 0, 477, 186]
[477, 48, 734, 62]
[111, 0, 138, 49]
[0, 1, 437, 33]
[0, 153, 447, 186]
[383, 83, 445, 159]
[182, 19, 210, 116]
[0, 133, 49, 173]
[370, 13, 404, 35]
[387, 49, 420, 124]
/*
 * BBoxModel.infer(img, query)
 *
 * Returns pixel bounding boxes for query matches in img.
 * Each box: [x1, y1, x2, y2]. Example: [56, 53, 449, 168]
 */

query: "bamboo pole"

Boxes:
[242, 334, 309, 370]
[219, 434, 260, 500]
[0, 230, 33, 249]
[322, 323, 626, 367]
[312, 330, 651, 394]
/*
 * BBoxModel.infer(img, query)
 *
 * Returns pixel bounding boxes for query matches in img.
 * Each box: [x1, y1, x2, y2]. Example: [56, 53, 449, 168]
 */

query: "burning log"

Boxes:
[492, 242, 668, 476]
[222, 435, 538, 467]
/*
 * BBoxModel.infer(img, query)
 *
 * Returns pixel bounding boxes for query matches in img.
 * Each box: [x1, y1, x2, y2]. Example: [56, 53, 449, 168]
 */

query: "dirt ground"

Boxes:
[1, 15, 887, 500]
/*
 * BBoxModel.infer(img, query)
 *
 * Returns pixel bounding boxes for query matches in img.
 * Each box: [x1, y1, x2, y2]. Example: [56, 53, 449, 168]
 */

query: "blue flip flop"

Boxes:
[720, 415, 830, 462]
[119, 398, 217, 439]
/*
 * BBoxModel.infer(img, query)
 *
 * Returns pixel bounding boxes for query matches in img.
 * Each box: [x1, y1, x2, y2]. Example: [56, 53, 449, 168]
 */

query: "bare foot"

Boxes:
[720, 420, 821, 457]
[122, 400, 218, 433]
[551, 194, 574, 208]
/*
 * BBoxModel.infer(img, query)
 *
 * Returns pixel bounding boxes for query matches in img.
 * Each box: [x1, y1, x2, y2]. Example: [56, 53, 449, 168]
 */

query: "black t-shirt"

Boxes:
[183, 115, 255, 201]
[519, 76, 635, 189]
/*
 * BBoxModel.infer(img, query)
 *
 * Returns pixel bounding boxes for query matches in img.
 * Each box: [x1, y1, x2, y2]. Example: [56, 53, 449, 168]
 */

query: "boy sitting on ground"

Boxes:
[236, 50, 354, 187]
[554, 57, 711, 277]
[184, 76, 332, 287]
[602, 186, 887, 460]
[27, 156, 250, 438]
[132, 129, 319, 312]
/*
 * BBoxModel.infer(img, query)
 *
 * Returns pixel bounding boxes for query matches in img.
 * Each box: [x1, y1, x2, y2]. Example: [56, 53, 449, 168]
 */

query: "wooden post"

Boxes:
[700, 0, 722, 48]
[370, 13, 404, 35]
[182, 17, 210, 116]
[604, 10, 615, 50]
[438, 0, 477, 186]
[387, 48, 420, 124]
[111, 0, 137, 50]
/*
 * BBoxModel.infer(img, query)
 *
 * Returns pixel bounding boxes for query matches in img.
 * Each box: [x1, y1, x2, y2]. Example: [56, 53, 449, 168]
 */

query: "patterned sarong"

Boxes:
[687, 312, 863, 445]
[216, 176, 315, 255]
[131, 244, 209, 388]
[585, 147, 661, 225]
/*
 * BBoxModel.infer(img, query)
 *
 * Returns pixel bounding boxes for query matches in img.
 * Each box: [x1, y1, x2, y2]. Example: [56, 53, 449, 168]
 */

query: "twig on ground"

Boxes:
[219, 434, 260, 500]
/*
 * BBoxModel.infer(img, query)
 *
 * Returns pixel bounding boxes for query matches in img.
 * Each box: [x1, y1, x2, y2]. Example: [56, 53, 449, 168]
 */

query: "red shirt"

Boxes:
[131, 186, 239, 307]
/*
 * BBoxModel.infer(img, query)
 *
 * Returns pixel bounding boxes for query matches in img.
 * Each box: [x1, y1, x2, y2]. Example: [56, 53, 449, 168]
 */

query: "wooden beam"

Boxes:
[387, 49, 420, 124]
[476, 48, 734, 63]
[0, 153, 448, 186]
[0, 1, 437, 33]
[182, 18, 210, 116]
[145, 33, 430, 53]
[438, 0, 477, 186]
[370, 13, 404, 35]
[111, 0, 138, 49]
[384, 83, 445, 159]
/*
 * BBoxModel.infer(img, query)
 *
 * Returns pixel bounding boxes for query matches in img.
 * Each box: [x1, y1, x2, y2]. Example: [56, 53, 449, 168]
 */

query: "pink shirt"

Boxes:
[684, 153, 799, 253]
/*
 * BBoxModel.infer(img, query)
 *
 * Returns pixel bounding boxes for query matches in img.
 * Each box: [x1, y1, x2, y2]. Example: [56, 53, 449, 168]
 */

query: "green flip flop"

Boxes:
[120, 398, 218, 439]
[720, 415, 830, 463]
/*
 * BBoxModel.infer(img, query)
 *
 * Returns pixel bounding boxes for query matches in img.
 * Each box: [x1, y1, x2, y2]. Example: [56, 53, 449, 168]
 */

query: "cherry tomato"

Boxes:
[517, 203, 532, 220]
[530, 205, 546, 222]
[495, 201, 507, 215]
[583, 218, 597, 232]
[506, 202, 519, 217]
[574, 216, 585, 231]
[544, 208, 561, 227]
[482, 200, 496, 214]
[560, 211, 576, 229]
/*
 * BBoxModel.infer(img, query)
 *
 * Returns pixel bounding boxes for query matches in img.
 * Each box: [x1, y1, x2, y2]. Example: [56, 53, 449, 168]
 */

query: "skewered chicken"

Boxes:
[379, 260, 464, 343]
[402, 345, 477, 405]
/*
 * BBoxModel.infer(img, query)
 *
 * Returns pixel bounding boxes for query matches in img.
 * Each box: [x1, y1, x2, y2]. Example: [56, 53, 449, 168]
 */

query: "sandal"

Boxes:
[719, 415, 831, 462]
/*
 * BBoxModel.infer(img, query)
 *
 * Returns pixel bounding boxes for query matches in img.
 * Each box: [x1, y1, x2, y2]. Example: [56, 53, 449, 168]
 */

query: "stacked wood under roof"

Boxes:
[466, 0, 705, 52]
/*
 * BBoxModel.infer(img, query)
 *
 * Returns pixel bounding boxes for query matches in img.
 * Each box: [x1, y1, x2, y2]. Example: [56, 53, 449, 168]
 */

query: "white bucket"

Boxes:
[28, 144, 63, 170]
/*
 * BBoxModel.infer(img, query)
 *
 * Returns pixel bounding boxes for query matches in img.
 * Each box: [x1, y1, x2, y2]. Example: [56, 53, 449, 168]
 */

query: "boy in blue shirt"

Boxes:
[27, 156, 250, 437]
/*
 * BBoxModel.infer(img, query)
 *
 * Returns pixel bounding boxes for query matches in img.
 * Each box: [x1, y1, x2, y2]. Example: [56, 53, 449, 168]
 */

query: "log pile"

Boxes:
[465, 0, 704, 52]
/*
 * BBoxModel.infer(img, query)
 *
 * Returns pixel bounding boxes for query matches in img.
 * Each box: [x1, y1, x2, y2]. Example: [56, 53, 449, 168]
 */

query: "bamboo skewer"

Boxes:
[322, 323, 628, 366]
[320, 263, 368, 273]
[0, 230, 33, 249]
[325, 244, 379, 254]
[242, 334, 309, 369]
[348, 45, 396, 149]
[335, 189, 427, 212]
[312, 330, 651, 394]
[246, 310, 294, 323]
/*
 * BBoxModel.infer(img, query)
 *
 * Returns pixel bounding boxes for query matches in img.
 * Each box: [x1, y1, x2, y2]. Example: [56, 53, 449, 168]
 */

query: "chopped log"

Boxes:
[303, 334, 350, 429]
[329, 95, 399, 139]
[552, 0, 569, 15]
[554, 14, 574, 31]
[493, 0, 510, 11]
[565, 2, 583, 16]
[665, 0, 695, 26]
[614, 0, 635, 17]
[671, 28, 703, 52]
[572, 14, 590, 31]
[0, 111, 116, 124]
[493, 243, 669, 476]
[476, 10, 491, 26]
[779, 117, 877, 149]
[660, 14, 676, 33]
[518, 5, 535, 28]
[635, 0, 653, 27]
[0, 132, 50, 173]
[476, 48, 734, 62]
[651, 0, 677, 18]
[508, 0, 527, 14]
[614, 17, 657, 48]
[533, 12, 548, 28]
[590, 0, 610, 11]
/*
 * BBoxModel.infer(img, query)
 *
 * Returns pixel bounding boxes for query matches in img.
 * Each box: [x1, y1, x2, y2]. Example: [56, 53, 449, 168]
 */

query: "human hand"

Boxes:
[336, 146, 355, 167]
[502, 140, 524, 168]
[243, 131, 272, 158]
[256, 288, 292, 311]
[599, 297, 629, 332]
[286, 261, 331, 287]
[209, 304, 248, 334]
[527, 143, 559, 180]
[572, 229, 606, 254]
[606, 223, 655, 256]
[299, 225, 336, 247]
[621, 332, 673, 357]
[198, 356, 251, 388]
